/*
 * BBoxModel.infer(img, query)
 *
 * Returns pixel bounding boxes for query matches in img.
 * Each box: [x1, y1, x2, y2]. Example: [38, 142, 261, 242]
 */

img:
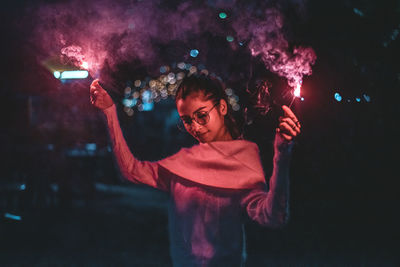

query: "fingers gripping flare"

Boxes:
[276, 105, 301, 142]
[90, 79, 114, 110]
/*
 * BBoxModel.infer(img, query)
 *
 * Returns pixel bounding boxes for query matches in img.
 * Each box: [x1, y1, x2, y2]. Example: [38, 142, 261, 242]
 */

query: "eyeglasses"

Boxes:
[178, 103, 219, 131]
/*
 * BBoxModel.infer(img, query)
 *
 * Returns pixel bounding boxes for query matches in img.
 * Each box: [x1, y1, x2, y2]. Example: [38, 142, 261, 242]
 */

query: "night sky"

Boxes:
[1, 0, 399, 265]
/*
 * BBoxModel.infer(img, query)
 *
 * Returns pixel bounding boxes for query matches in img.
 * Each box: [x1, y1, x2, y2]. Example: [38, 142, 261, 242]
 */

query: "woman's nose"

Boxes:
[190, 120, 203, 131]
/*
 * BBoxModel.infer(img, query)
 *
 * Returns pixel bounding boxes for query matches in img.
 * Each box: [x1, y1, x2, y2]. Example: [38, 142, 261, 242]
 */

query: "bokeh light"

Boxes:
[226, 36, 234, 42]
[4, 213, 21, 221]
[177, 62, 186, 70]
[334, 92, 342, 102]
[219, 12, 227, 19]
[190, 49, 199, 57]
[125, 87, 132, 95]
[160, 66, 168, 73]
[122, 98, 137, 108]
[119, 63, 240, 113]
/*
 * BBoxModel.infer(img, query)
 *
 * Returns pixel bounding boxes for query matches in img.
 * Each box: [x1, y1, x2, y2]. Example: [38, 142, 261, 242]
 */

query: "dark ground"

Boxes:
[1, 181, 398, 266]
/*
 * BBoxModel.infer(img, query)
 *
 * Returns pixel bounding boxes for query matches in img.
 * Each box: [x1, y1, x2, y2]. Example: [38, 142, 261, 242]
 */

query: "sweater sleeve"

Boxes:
[240, 133, 293, 228]
[103, 105, 170, 192]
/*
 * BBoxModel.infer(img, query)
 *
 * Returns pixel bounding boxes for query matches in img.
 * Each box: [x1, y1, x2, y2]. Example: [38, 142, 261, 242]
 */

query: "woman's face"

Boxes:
[176, 92, 232, 143]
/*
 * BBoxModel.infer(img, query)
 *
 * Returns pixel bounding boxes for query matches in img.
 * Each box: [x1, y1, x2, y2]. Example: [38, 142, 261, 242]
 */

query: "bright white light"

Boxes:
[60, 70, 89, 79]
[294, 84, 301, 97]
[53, 71, 61, 79]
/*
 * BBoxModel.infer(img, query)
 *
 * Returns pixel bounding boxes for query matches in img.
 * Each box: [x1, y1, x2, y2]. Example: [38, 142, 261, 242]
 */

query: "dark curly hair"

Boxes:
[175, 74, 241, 140]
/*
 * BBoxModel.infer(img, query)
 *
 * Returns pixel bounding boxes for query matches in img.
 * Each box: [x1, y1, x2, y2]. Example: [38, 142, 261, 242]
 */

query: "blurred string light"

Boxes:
[225, 88, 240, 111]
[363, 94, 371, 102]
[353, 8, 364, 17]
[383, 25, 400, 47]
[121, 61, 241, 115]
[391, 29, 399, 41]
[4, 213, 22, 221]
[355, 97, 361, 102]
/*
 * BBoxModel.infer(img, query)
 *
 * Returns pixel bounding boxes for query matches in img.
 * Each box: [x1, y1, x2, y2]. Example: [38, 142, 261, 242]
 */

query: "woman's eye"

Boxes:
[196, 112, 207, 119]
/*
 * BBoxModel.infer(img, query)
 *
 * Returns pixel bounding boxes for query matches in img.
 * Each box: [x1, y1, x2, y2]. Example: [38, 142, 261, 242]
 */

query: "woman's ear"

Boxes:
[219, 99, 228, 116]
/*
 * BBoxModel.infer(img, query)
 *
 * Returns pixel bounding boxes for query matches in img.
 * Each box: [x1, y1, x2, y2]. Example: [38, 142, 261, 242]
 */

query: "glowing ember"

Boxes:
[294, 83, 301, 97]
[288, 83, 302, 108]
[80, 61, 89, 69]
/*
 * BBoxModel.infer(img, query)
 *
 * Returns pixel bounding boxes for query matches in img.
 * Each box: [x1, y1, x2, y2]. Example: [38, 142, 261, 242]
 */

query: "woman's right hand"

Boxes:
[90, 79, 114, 110]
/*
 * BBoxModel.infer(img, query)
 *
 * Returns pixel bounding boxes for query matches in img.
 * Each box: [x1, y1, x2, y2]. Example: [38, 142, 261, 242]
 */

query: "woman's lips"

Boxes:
[196, 131, 209, 138]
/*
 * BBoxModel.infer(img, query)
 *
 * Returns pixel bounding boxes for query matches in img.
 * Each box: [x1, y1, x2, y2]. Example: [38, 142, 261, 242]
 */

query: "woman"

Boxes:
[90, 74, 301, 266]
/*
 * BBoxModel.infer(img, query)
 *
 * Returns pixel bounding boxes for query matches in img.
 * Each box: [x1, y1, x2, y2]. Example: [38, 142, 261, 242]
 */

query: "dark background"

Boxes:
[0, 0, 399, 266]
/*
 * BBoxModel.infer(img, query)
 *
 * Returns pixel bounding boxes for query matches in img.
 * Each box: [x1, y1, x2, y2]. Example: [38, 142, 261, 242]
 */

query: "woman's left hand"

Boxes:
[276, 105, 301, 142]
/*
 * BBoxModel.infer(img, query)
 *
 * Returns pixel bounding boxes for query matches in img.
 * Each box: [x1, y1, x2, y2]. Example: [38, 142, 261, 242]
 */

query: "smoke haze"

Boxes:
[29, 0, 316, 91]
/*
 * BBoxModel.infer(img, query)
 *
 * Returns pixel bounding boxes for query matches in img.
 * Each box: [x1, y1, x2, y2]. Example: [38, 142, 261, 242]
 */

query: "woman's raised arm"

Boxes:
[90, 80, 169, 191]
